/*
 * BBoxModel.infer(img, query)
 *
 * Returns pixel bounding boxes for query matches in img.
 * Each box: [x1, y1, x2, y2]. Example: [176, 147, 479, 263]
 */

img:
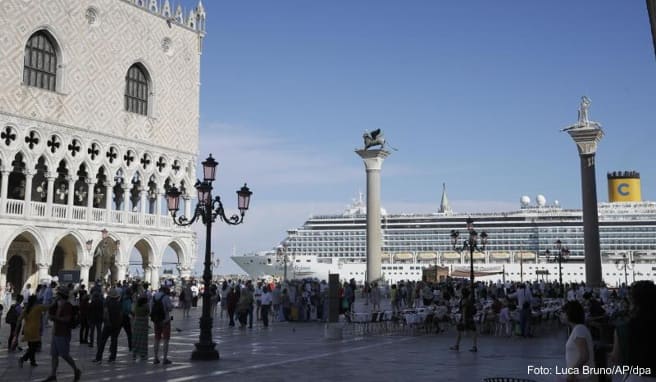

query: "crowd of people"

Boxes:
[1, 277, 655, 381]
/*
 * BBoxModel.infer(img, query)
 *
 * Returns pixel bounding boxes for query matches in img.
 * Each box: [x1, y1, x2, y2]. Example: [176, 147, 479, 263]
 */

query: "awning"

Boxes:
[472, 252, 485, 260]
[451, 268, 504, 278]
[418, 252, 437, 260]
[517, 252, 535, 260]
[491, 252, 510, 259]
[394, 253, 413, 261]
[442, 252, 460, 260]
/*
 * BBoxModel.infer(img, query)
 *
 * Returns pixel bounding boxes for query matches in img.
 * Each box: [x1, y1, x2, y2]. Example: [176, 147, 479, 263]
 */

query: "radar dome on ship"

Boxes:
[536, 194, 546, 207]
[520, 196, 531, 207]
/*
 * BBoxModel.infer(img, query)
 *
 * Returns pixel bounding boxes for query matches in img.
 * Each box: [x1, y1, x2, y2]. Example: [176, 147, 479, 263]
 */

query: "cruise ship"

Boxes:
[232, 172, 656, 285]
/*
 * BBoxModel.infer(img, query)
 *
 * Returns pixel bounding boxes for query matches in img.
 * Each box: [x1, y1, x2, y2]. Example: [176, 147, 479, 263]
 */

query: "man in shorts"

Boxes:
[449, 288, 478, 353]
[152, 286, 173, 365]
[43, 285, 81, 382]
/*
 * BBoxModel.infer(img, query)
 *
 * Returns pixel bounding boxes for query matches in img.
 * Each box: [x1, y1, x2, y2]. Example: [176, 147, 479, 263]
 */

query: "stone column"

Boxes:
[184, 194, 192, 220]
[150, 266, 160, 287]
[23, 170, 34, 217]
[46, 173, 56, 217]
[37, 262, 50, 284]
[565, 97, 604, 287]
[144, 265, 153, 285]
[140, 187, 148, 215]
[67, 177, 75, 206]
[122, 184, 130, 212]
[155, 188, 164, 227]
[116, 262, 128, 283]
[79, 263, 90, 285]
[0, 260, 6, 290]
[0, 169, 9, 214]
[86, 179, 95, 221]
[355, 148, 390, 283]
[179, 265, 192, 281]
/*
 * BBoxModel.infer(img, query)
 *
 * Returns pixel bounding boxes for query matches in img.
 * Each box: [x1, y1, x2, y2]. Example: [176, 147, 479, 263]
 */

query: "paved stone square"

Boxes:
[0, 305, 566, 382]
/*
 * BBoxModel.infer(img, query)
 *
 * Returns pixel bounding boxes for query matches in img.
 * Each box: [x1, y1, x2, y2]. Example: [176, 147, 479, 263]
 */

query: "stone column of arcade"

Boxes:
[356, 131, 391, 283]
[564, 96, 604, 287]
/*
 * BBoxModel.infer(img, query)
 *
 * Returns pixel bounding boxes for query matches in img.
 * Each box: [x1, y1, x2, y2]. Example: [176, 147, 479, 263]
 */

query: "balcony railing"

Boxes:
[1, 198, 185, 230]
[6, 199, 24, 215]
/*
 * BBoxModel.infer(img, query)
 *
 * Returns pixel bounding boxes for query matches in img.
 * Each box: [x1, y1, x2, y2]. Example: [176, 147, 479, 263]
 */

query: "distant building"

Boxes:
[0, 0, 207, 290]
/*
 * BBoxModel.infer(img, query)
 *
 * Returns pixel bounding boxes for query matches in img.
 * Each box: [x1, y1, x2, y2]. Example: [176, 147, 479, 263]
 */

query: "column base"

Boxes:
[191, 342, 219, 361]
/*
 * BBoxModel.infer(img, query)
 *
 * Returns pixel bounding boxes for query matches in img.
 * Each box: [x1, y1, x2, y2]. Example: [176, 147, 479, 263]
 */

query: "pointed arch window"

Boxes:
[23, 31, 58, 91]
[125, 64, 149, 116]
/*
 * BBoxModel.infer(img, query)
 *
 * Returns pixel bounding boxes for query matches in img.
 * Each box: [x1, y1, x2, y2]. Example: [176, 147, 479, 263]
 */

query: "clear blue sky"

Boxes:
[172, 1, 656, 276]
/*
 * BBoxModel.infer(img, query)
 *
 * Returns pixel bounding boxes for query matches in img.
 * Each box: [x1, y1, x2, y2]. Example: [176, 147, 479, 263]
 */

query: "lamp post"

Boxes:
[549, 239, 569, 297]
[450, 217, 488, 305]
[165, 154, 252, 361]
[615, 253, 635, 286]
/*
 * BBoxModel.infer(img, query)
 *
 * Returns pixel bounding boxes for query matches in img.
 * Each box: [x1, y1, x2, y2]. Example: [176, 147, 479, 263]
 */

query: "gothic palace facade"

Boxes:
[0, 0, 207, 290]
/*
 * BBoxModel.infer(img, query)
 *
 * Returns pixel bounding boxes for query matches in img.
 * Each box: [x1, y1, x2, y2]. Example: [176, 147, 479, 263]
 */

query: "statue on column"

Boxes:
[362, 129, 397, 151]
[564, 96, 602, 130]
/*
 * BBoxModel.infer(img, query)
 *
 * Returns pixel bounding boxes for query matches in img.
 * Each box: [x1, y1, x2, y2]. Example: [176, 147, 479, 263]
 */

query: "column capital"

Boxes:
[37, 262, 50, 270]
[85, 178, 96, 185]
[46, 172, 57, 180]
[104, 181, 113, 188]
[355, 149, 391, 171]
[24, 169, 35, 177]
[565, 126, 604, 156]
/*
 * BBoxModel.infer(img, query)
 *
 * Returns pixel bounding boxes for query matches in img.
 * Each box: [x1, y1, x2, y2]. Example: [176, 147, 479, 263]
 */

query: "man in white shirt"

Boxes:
[509, 284, 533, 337]
[21, 283, 31, 302]
[260, 286, 272, 327]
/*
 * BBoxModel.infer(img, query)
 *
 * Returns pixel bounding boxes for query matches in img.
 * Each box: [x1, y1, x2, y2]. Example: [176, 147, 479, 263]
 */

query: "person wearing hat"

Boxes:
[92, 287, 123, 363]
[42, 285, 81, 382]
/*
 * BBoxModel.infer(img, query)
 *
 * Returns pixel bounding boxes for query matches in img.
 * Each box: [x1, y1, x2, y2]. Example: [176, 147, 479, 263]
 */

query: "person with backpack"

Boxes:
[6, 294, 23, 352]
[16, 295, 49, 367]
[150, 285, 173, 365]
[43, 285, 81, 382]
[92, 287, 122, 363]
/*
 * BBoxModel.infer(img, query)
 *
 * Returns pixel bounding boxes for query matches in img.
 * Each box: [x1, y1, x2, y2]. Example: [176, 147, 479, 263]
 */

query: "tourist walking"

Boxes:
[93, 287, 122, 363]
[237, 282, 254, 328]
[260, 286, 272, 327]
[87, 290, 103, 348]
[132, 295, 149, 361]
[120, 289, 133, 351]
[561, 300, 595, 382]
[180, 283, 192, 318]
[151, 286, 173, 365]
[16, 295, 49, 367]
[226, 286, 238, 327]
[219, 281, 229, 319]
[42, 285, 81, 382]
[78, 290, 89, 344]
[3, 282, 13, 312]
[6, 294, 24, 352]
[450, 288, 478, 352]
[371, 282, 381, 312]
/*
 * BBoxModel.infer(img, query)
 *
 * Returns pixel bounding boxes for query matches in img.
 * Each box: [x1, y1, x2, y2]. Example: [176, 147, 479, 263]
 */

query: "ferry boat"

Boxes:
[232, 173, 656, 285]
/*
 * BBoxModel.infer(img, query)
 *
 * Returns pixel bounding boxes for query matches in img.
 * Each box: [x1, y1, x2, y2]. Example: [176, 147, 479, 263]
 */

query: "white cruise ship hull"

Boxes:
[231, 254, 656, 286]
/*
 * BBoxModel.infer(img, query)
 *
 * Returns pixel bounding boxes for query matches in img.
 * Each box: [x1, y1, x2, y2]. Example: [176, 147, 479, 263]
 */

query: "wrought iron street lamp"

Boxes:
[615, 252, 635, 286]
[166, 154, 252, 361]
[450, 217, 488, 305]
[546, 239, 569, 297]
